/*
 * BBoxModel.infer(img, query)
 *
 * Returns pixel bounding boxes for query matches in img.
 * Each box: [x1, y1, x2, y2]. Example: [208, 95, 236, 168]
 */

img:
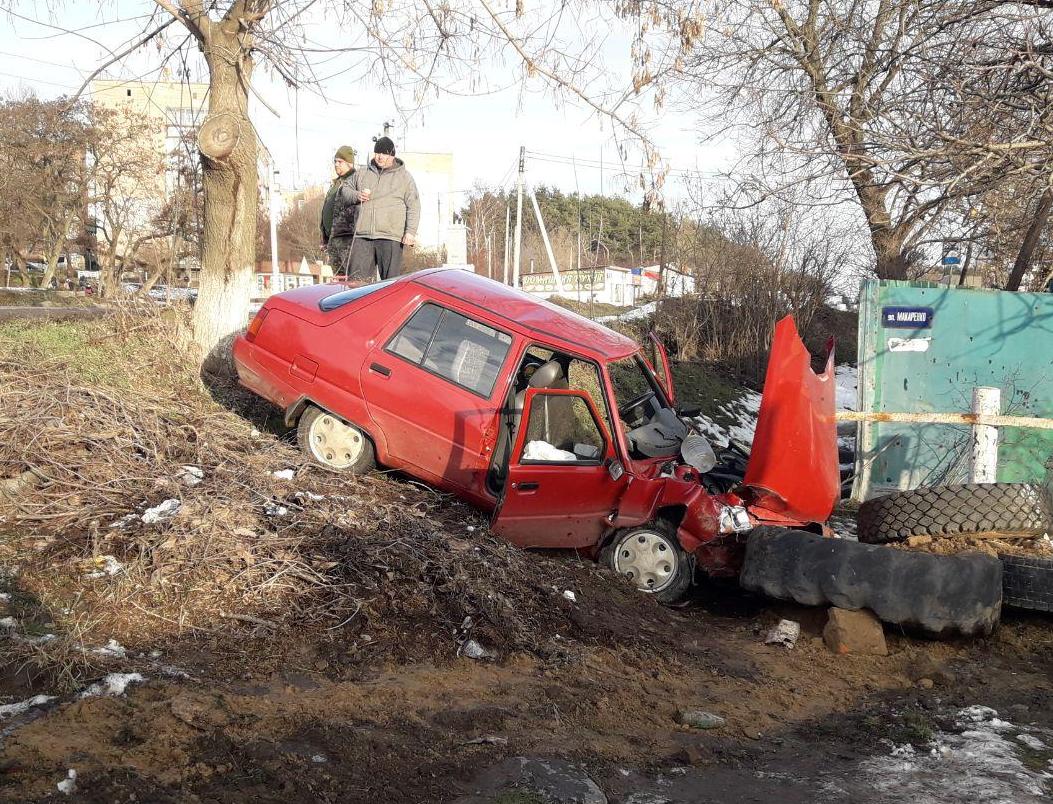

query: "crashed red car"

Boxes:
[233, 268, 839, 603]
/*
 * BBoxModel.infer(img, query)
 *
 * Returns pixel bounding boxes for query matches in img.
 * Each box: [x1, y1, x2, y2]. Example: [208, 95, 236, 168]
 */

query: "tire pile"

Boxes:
[740, 482, 1053, 636]
[857, 483, 1053, 614]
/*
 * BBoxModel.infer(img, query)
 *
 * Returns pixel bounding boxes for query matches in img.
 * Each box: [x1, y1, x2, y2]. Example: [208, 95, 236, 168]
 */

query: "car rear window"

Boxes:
[318, 279, 395, 311]
[387, 303, 513, 397]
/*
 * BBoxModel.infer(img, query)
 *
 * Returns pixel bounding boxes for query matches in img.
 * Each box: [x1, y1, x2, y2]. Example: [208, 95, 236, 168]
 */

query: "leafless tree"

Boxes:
[677, 0, 1053, 283]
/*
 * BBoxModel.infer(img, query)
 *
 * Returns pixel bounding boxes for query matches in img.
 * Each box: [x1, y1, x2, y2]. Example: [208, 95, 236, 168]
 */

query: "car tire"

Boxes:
[999, 553, 1053, 613]
[600, 524, 693, 605]
[857, 483, 1053, 544]
[296, 406, 376, 474]
[739, 527, 1002, 636]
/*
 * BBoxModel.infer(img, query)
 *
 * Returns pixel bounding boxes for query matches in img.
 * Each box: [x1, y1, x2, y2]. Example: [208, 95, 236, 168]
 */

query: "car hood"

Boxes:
[740, 316, 839, 523]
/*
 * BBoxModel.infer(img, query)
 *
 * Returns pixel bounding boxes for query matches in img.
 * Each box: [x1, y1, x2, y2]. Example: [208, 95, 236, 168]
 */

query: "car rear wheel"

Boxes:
[601, 525, 693, 605]
[297, 406, 375, 474]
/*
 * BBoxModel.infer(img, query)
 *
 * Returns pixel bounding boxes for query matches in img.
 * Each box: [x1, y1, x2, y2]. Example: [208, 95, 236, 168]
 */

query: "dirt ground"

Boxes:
[2, 311, 1051, 802]
[2, 581, 1052, 803]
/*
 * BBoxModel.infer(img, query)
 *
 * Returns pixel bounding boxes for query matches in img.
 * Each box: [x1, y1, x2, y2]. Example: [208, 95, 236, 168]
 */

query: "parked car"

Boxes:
[233, 268, 840, 602]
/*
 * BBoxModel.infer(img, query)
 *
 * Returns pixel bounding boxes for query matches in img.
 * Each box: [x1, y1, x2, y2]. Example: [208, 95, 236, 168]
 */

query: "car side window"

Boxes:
[388, 303, 443, 363]
[387, 303, 512, 397]
[520, 393, 606, 464]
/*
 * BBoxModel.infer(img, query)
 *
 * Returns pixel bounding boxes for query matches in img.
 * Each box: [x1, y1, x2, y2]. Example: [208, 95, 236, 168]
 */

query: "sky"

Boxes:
[0, 2, 735, 207]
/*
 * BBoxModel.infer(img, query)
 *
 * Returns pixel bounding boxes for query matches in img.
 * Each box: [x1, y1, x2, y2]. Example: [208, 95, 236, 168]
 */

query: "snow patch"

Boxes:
[271, 468, 295, 481]
[56, 769, 77, 795]
[92, 639, 127, 659]
[857, 705, 1053, 803]
[80, 672, 145, 698]
[0, 694, 55, 718]
[0, 616, 16, 629]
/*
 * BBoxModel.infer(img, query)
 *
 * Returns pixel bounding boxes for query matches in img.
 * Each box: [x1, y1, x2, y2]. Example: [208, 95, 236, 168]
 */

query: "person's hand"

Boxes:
[402, 233, 416, 247]
[358, 189, 372, 203]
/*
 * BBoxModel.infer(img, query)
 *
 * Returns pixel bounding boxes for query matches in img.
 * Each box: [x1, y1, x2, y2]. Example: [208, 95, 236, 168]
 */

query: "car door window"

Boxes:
[386, 303, 512, 397]
[520, 392, 606, 464]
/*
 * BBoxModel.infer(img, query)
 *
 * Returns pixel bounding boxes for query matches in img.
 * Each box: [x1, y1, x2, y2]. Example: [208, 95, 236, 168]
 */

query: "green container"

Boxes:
[853, 279, 1053, 500]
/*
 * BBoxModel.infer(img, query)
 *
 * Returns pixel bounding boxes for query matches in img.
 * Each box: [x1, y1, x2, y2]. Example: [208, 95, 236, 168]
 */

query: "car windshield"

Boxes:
[608, 355, 664, 429]
[608, 354, 686, 459]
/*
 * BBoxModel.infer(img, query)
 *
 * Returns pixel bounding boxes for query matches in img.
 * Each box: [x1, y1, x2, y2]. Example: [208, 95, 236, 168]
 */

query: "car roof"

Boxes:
[408, 268, 640, 360]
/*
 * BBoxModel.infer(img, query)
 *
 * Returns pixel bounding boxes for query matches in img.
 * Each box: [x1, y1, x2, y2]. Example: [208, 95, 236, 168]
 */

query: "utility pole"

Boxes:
[657, 208, 668, 298]
[513, 146, 525, 288]
[530, 188, 565, 294]
[269, 160, 280, 294]
[503, 203, 511, 285]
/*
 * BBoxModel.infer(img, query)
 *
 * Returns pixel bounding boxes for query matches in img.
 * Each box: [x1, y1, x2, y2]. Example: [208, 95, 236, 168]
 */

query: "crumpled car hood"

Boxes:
[740, 316, 839, 524]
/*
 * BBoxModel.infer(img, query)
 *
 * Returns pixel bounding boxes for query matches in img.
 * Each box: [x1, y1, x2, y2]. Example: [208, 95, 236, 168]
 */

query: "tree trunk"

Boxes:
[192, 36, 258, 362]
[1005, 186, 1053, 292]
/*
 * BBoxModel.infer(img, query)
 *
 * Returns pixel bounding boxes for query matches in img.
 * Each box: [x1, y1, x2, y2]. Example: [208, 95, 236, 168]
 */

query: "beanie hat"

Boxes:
[334, 145, 355, 163]
[373, 136, 396, 156]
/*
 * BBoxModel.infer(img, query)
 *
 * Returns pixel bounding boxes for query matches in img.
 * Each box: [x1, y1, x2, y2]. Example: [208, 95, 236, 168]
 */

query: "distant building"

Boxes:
[254, 258, 334, 296]
[91, 75, 208, 194]
[520, 265, 695, 307]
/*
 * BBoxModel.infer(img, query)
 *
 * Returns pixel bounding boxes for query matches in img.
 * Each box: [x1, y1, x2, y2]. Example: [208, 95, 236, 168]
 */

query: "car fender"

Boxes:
[610, 475, 723, 554]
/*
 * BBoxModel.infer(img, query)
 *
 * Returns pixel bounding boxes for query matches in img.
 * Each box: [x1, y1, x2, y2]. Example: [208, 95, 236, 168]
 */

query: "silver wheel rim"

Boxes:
[308, 413, 365, 469]
[613, 530, 678, 593]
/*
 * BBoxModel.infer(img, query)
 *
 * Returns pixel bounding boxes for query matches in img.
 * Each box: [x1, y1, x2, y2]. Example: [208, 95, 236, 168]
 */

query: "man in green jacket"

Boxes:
[320, 145, 358, 276]
[340, 137, 420, 281]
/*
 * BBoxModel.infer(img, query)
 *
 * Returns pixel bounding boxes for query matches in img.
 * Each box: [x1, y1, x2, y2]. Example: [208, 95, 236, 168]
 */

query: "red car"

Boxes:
[234, 268, 839, 603]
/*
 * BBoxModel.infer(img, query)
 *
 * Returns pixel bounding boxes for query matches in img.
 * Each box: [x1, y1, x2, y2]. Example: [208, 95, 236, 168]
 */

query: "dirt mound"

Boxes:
[0, 310, 672, 689]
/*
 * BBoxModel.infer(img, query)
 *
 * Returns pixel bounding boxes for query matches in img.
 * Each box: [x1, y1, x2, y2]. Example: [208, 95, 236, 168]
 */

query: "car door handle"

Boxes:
[369, 362, 391, 377]
[512, 481, 539, 491]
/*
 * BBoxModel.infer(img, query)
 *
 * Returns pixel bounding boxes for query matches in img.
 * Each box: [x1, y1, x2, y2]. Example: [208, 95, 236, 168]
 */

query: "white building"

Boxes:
[390, 151, 467, 261]
[520, 265, 695, 307]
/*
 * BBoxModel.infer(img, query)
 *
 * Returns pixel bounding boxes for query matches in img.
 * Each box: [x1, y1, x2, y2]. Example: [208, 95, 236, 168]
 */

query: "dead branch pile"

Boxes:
[0, 309, 650, 677]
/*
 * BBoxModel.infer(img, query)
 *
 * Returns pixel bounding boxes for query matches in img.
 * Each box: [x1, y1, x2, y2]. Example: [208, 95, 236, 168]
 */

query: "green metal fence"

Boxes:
[853, 280, 1053, 500]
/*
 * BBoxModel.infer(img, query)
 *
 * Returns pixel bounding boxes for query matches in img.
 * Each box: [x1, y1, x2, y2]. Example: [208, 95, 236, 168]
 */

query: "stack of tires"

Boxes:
[739, 483, 1053, 636]
[857, 483, 1053, 615]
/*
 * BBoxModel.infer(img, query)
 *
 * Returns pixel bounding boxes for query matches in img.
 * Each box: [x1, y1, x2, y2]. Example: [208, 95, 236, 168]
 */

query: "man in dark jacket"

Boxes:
[320, 145, 358, 276]
[340, 137, 420, 281]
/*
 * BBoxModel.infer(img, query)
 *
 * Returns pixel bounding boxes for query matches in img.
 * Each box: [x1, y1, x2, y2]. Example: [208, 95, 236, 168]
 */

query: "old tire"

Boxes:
[600, 525, 693, 605]
[999, 553, 1053, 613]
[739, 527, 1002, 636]
[297, 406, 375, 474]
[858, 483, 1053, 544]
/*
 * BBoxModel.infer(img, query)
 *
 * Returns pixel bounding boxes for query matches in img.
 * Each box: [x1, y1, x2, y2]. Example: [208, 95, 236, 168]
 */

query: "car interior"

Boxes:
[487, 346, 613, 495]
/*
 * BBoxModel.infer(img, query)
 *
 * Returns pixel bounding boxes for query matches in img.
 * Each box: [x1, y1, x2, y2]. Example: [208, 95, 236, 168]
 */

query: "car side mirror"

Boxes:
[606, 459, 625, 481]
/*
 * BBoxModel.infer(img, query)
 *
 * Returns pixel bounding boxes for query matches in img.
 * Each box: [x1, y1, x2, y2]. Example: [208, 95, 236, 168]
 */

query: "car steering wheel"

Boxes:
[618, 390, 655, 418]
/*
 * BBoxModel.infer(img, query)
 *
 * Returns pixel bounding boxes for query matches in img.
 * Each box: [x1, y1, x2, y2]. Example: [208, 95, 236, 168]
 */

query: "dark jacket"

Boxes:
[340, 158, 421, 242]
[321, 170, 359, 242]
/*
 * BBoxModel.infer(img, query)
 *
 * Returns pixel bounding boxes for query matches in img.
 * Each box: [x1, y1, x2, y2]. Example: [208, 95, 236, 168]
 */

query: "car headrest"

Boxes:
[528, 359, 563, 389]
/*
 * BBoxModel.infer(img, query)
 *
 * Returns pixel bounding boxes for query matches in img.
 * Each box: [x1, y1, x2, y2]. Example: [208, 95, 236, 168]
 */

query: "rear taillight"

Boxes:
[246, 307, 270, 342]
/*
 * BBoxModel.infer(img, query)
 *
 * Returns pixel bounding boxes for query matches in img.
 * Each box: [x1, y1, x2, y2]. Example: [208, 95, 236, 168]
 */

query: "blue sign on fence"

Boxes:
[882, 306, 934, 328]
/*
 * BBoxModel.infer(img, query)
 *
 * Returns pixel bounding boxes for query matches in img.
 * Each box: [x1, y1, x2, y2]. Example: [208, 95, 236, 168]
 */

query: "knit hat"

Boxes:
[373, 136, 396, 156]
[334, 145, 355, 163]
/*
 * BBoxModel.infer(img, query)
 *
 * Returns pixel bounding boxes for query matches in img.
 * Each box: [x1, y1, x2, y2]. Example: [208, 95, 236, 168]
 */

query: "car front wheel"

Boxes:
[601, 525, 693, 604]
[297, 406, 376, 474]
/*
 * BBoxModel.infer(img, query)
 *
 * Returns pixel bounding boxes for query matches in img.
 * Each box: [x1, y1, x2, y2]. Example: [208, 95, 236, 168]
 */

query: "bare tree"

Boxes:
[87, 105, 170, 297]
[677, 0, 1053, 282]
[0, 95, 93, 288]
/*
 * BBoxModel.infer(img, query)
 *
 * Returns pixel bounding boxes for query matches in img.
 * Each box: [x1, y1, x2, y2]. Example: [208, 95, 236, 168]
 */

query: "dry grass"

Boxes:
[0, 307, 649, 688]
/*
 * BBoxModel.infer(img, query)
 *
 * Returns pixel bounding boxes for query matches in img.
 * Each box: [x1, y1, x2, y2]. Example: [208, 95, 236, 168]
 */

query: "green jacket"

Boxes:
[320, 171, 357, 242]
[340, 158, 421, 242]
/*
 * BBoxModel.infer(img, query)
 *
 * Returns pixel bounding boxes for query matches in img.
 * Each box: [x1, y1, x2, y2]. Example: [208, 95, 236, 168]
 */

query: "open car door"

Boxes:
[741, 316, 839, 524]
[647, 331, 676, 408]
[491, 388, 628, 550]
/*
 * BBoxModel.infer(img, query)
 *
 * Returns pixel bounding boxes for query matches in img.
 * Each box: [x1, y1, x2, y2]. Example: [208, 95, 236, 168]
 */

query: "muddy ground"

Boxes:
[2, 578, 1052, 803]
